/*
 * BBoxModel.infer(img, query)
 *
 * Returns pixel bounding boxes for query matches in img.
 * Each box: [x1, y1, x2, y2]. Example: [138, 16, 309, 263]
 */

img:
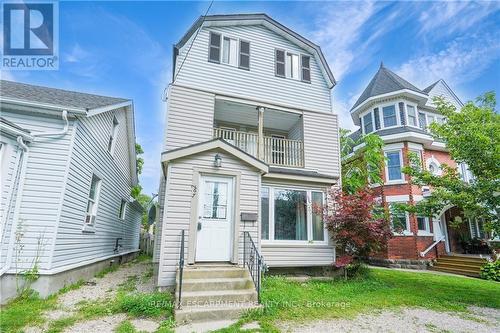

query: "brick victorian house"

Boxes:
[345, 64, 487, 270]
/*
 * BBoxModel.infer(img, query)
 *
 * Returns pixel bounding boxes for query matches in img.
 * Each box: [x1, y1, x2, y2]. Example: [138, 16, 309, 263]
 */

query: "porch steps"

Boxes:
[431, 255, 487, 277]
[175, 265, 259, 323]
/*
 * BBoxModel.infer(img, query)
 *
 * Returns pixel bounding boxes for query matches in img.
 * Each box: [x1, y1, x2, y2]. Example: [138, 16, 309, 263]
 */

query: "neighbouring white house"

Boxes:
[154, 14, 340, 322]
[0, 80, 143, 303]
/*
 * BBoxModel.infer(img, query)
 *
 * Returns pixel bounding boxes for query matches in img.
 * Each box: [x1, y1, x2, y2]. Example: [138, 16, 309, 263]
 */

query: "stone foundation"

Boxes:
[1, 251, 138, 304]
[267, 265, 339, 277]
[368, 257, 430, 270]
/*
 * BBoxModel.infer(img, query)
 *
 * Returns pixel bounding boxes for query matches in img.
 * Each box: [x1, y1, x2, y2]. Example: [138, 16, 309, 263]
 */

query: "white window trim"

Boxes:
[82, 174, 102, 233]
[221, 35, 238, 67]
[388, 202, 411, 236]
[416, 216, 432, 236]
[108, 115, 119, 155]
[405, 103, 419, 128]
[384, 149, 405, 184]
[426, 155, 442, 176]
[119, 199, 127, 220]
[361, 110, 375, 135]
[261, 185, 328, 245]
[381, 102, 399, 129]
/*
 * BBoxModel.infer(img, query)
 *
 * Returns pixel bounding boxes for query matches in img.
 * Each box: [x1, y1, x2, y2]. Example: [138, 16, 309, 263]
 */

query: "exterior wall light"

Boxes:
[214, 153, 222, 167]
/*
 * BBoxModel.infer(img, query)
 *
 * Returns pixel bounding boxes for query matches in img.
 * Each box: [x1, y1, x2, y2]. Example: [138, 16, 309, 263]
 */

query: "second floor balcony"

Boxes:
[213, 99, 304, 168]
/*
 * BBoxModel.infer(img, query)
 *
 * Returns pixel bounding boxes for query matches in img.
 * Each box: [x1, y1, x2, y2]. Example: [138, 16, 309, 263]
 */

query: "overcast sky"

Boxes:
[4, 1, 500, 196]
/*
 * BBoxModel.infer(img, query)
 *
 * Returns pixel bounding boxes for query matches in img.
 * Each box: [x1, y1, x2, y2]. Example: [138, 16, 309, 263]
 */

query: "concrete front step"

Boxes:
[180, 277, 254, 292]
[177, 289, 258, 306]
[181, 267, 249, 279]
[175, 302, 261, 324]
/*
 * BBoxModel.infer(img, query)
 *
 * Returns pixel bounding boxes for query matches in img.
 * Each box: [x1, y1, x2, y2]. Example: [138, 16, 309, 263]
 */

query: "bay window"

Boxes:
[407, 105, 417, 126]
[363, 113, 373, 134]
[390, 203, 409, 233]
[385, 150, 403, 181]
[261, 186, 326, 243]
[382, 105, 397, 127]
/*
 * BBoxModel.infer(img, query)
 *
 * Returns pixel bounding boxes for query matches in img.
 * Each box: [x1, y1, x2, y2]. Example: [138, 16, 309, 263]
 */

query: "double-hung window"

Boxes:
[222, 36, 238, 66]
[407, 105, 417, 126]
[390, 203, 409, 233]
[209, 32, 250, 70]
[119, 199, 127, 220]
[285, 53, 300, 80]
[418, 112, 427, 130]
[417, 215, 430, 233]
[261, 187, 326, 243]
[85, 174, 101, 226]
[382, 105, 397, 127]
[385, 150, 403, 181]
[363, 113, 373, 134]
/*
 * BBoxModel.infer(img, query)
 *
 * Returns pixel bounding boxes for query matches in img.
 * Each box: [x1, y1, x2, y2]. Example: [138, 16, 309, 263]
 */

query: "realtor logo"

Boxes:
[2, 1, 58, 70]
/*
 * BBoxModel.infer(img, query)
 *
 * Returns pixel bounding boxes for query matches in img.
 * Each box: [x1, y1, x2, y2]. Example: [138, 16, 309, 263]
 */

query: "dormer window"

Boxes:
[382, 105, 397, 127]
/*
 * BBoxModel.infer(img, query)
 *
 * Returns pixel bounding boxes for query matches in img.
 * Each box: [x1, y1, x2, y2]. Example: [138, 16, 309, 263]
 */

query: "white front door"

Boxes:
[196, 175, 234, 262]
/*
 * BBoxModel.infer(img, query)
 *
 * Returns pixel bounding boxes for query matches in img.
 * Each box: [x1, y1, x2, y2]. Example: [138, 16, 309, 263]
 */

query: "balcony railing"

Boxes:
[213, 128, 304, 167]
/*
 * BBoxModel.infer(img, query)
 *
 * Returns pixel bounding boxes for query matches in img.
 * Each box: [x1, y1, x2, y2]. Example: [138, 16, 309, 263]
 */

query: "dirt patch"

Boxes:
[62, 314, 127, 333]
[130, 318, 159, 332]
[278, 307, 500, 333]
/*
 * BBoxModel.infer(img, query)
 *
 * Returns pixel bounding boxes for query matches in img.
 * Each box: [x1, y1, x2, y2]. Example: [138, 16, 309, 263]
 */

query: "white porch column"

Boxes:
[257, 106, 265, 160]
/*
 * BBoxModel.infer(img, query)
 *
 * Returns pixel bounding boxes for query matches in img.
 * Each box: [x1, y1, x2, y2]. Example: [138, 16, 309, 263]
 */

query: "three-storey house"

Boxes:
[154, 14, 340, 321]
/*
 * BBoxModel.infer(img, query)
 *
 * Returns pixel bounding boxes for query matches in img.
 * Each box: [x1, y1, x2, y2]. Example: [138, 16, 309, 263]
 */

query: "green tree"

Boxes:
[402, 92, 500, 235]
[131, 143, 144, 199]
[341, 130, 385, 194]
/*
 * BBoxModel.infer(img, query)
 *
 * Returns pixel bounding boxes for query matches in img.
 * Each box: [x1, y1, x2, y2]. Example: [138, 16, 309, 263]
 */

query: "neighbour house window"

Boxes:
[418, 112, 427, 130]
[390, 203, 409, 232]
[262, 186, 326, 243]
[85, 174, 102, 226]
[119, 199, 127, 220]
[107, 116, 119, 153]
[261, 187, 270, 240]
[385, 151, 403, 181]
[363, 113, 373, 134]
[239, 40, 250, 70]
[222, 36, 238, 66]
[407, 105, 417, 126]
[209, 32, 221, 63]
[382, 105, 397, 127]
[417, 215, 430, 233]
[398, 102, 406, 126]
[285, 53, 300, 80]
[301, 55, 311, 82]
[373, 108, 381, 130]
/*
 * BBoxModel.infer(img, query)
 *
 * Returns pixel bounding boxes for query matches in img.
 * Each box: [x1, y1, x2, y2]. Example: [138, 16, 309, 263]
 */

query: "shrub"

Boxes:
[480, 260, 500, 281]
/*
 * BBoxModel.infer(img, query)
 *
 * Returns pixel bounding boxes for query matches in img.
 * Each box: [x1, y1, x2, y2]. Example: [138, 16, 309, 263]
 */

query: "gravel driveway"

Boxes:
[24, 259, 160, 333]
[278, 306, 500, 333]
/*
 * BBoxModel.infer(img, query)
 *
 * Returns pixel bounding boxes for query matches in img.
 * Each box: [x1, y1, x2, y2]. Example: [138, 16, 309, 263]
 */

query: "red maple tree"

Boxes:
[318, 187, 392, 267]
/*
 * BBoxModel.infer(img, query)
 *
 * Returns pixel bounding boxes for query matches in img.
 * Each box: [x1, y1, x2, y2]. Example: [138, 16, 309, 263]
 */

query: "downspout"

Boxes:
[0, 137, 29, 276]
[0, 110, 70, 276]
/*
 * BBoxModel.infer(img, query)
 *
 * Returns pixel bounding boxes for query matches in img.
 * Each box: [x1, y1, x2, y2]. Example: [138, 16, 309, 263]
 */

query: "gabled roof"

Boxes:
[0, 80, 129, 111]
[351, 63, 426, 111]
[174, 13, 336, 88]
[423, 81, 439, 94]
[161, 138, 269, 173]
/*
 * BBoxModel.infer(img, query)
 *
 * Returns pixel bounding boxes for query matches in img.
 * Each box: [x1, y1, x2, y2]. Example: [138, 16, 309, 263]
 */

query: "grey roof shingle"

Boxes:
[422, 80, 440, 94]
[0, 80, 129, 110]
[351, 64, 426, 111]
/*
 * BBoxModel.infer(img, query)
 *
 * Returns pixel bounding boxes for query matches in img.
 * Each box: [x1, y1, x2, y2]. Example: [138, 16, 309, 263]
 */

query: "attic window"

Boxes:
[275, 49, 312, 83]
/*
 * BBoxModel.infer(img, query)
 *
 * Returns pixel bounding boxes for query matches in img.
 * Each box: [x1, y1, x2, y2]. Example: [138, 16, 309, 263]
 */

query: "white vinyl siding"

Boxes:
[157, 150, 260, 287]
[302, 111, 340, 177]
[174, 25, 332, 113]
[164, 85, 214, 151]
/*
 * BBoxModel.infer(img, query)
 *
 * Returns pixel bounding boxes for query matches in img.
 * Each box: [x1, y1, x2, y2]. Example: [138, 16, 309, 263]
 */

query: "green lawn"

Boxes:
[217, 268, 500, 332]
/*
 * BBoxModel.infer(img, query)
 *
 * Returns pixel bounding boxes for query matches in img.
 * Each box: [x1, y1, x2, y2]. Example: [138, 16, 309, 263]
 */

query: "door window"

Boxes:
[203, 181, 228, 219]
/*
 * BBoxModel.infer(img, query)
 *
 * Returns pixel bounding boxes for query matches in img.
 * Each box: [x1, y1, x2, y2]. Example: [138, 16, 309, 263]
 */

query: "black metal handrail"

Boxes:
[243, 231, 266, 303]
[177, 229, 185, 309]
